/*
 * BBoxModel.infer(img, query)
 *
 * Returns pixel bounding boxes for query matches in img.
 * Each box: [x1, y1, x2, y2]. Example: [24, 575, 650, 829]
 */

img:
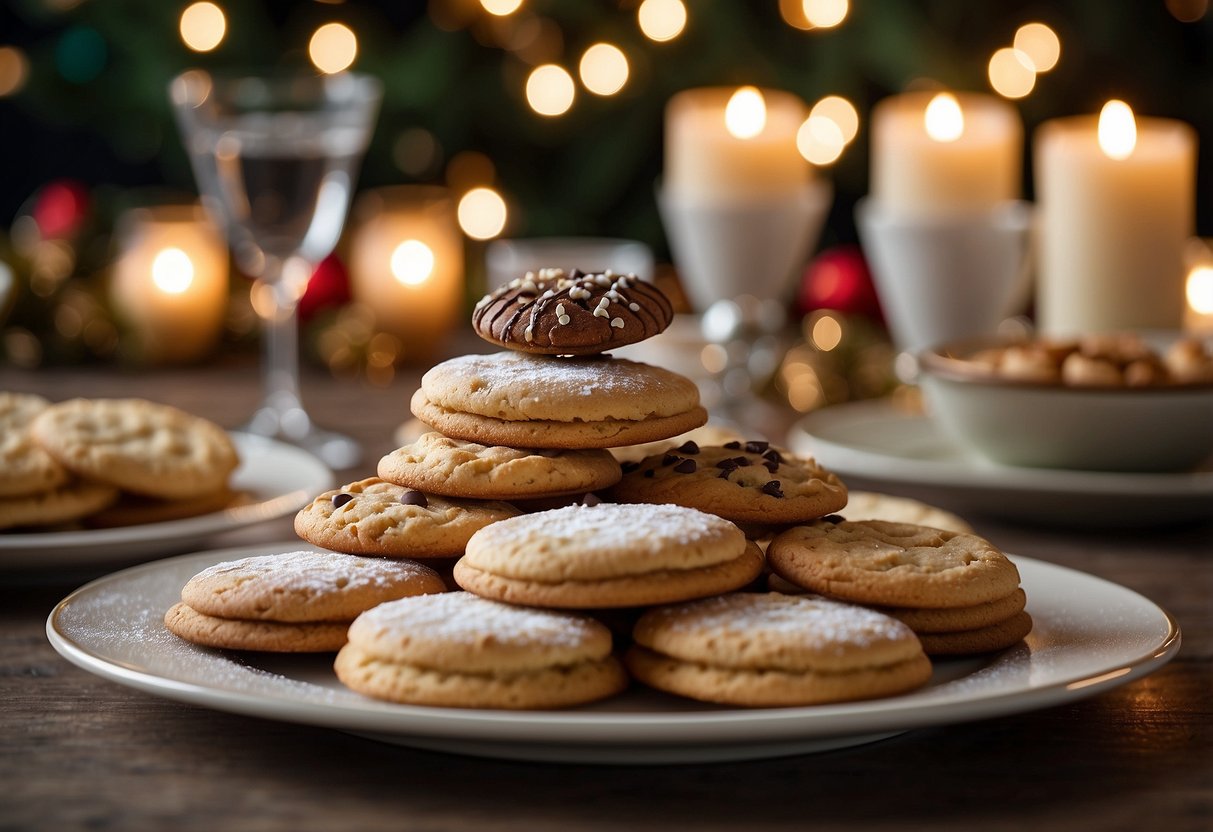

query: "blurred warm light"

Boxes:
[458, 187, 508, 240]
[579, 43, 629, 96]
[779, 0, 812, 30]
[1187, 266, 1213, 314]
[0, 46, 29, 97]
[811, 313, 843, 351]
[638, 0, 687, 43]
[785, 363, 824, 411]
[525, 63, 575, 116]
[309, 22, 357, 74]
[803, 0, 849, 28]
[725, 87, 766, 140]
[480, 0, 523, 16]
[1166, 0, 1208, 22]
[179, 2, 226, 53]
[1014, 22, 1060, 72]
[810, 95, 859, 143]
[390, 240, 435, 286]
[988, 48, 1036, 99]
[1098, 100, 1137, 160]
[796, 115, 845, 165]
[151, 248, 195, 295]
[924, 93, 963, 142]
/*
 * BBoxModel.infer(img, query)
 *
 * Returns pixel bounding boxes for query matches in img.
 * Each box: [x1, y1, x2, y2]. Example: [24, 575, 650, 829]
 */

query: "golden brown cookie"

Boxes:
[841, 491, 973, 534]
[472, 268, 674, 355]
[916, 611, 1034, 656]
[84, 487, 242, 529]
[767, 519, 1021, 609]
[454, 503, 763, 608]
[163, 550, 446, 653]
[412, 351, 707, 449]
[334, 591, 628, 709]
[625, 593, 933, 707]
[609, 441, 848, 526]
[0, 392, 70, 498]
[0, 480, 119, 530]
[294, 477, 520, 558]
[29, 398, 239, 500]
[377, 432, 621, 500]
[607, 424, 746, 465]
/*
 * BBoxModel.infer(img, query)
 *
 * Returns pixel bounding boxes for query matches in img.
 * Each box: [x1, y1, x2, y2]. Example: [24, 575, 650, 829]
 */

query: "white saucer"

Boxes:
[47, 544, 1179, 765]
[788, 400, 1213, 526]
[1, 434, 333, 570]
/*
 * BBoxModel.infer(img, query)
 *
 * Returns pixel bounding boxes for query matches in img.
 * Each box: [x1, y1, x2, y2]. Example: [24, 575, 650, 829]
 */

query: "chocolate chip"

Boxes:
[580, 493, 602, 506]
[762, 448, 783, 464]
[715, 458, 738, 470]
[400, 490, 429, 507]
[570, 268, 584, 279]
[620, 461, 641, 474]
[724, 441, 741, 450]
[643, 469, 655, 478]
[761, 481, 785, 498]
[821, 514, 845, 524]
[674, 458, 697, 474]
[745, 440, 770, 453]
[717, 469, 732, 479]
[676, 441, 700, 455]
[662, 454, 680, 466]
[763, 459, 779, 473]
[331, 492, 354, 508]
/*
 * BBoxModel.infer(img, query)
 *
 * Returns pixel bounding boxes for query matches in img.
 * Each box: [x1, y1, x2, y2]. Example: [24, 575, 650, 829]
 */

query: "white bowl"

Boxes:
[919, 336, 1213, 473]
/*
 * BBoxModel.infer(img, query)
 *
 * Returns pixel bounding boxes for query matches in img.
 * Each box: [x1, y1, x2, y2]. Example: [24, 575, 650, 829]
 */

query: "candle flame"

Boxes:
[151, 248, 195, 295]
[1187, 265, 1213, 315]
[390, 240, 435, 286]
[725, 86, 766, 140]
[924, 93, 964, 142]
[1098, 100, 1137, 160]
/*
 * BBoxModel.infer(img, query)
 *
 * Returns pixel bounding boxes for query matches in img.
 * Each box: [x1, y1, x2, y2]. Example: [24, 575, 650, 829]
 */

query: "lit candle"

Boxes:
[665, 86, 811, 201]
[348, 186, 464, 356]
[1183, 239, 1213, 334]
[110, 204, 229, 364]
[870, 91, 1022, 217]
[1035, 102, 1197, 335]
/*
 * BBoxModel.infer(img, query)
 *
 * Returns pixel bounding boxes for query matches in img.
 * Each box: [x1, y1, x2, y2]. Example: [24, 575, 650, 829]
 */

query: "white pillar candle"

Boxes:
[870, 91, 1022, 218]
[1035, 103, 1197, 335]
[348, 186, 464, 355]
[110, 204, 229, 364]
[665, 86, 811, 202]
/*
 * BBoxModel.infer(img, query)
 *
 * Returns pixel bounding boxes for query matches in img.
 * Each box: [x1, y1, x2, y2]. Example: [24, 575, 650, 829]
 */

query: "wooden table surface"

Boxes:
[3, 359, 1211, 832]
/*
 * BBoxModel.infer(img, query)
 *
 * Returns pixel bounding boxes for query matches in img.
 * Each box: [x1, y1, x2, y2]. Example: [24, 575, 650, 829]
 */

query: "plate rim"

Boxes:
[45, 544, 1182, 750]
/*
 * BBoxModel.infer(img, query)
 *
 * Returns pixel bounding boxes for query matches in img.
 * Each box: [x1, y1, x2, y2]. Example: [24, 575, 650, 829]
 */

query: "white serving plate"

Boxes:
[47, 543, 1179, 765]
[1, 434, 332, 570]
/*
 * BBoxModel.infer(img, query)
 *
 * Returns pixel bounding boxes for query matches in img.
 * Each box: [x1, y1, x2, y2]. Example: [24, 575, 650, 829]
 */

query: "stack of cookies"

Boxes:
[1, 394, 239, 531]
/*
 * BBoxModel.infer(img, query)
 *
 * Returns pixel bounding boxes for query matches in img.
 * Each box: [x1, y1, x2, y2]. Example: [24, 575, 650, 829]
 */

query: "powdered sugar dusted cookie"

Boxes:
[625, 593, 932, 706]
[412, 351, 707, 449]
[164, 549, 446, 653]
[0, 392, 70, 498]
[377, 432, 621, 500]
[609, 441, 848, 525]
[454, 502, 763, 608]
[30, 398, 238, 500]
[335, 591, 628, 708]
[473, 268, 674, 355]
[294, 477, 520, 558]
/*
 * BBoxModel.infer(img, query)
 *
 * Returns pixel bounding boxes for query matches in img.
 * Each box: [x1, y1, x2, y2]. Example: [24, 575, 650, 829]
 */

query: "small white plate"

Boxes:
[789, 400, 1213, 526]
[47, 544, 1179, 765]
[2, 434, 332, 570]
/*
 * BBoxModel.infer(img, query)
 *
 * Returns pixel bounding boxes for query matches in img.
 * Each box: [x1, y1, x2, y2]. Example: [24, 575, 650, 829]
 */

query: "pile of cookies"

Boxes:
[164, 267, 1032, 712]
[1, 394, 239, 532]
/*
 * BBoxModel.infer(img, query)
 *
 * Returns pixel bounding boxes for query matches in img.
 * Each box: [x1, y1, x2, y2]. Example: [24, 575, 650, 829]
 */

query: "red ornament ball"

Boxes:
[298, 253, 351, 323]
[32, 180, 90, 239]
[798, 245, 882, 320]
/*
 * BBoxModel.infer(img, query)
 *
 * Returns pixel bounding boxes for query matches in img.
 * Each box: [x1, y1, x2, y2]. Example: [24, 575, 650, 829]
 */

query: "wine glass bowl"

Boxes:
[170, 70, 381, 468]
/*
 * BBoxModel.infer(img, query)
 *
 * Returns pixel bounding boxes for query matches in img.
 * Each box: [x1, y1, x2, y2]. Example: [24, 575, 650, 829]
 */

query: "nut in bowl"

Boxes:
[918, 333, 1213, 473]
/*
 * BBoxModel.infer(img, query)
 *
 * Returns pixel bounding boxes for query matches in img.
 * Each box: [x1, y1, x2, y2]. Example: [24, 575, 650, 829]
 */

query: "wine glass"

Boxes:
[169, 70, 381, 468]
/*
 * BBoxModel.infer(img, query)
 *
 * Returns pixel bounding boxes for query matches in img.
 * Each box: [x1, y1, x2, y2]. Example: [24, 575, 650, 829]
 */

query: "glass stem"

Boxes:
[258, 257, 304, 420]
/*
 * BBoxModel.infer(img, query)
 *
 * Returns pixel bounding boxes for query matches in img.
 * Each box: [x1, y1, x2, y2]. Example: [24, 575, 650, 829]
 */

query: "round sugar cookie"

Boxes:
[179, 550, 446, 623]
[767, 520, 1021, 609]
[335, 591, 628, 709]
[295, 478, 520, 558]
[0, 392, 70, 498]
[472, 268, 674, 355]
[625, 593, 932, 707]
[85, 487, 240, 529]
[377, 432, 622, 500]
[454, 503, 763, 608]
[916, 611, 1034, 656]
[609, 442, 848, 525]
[164, 603, 352, 653]
[29, 398, 238, 500]
[0, 480, 119, 530]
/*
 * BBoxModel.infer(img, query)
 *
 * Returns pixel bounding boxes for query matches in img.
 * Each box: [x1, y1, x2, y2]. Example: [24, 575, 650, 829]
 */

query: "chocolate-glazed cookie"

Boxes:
[472, 267, 674, 355]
